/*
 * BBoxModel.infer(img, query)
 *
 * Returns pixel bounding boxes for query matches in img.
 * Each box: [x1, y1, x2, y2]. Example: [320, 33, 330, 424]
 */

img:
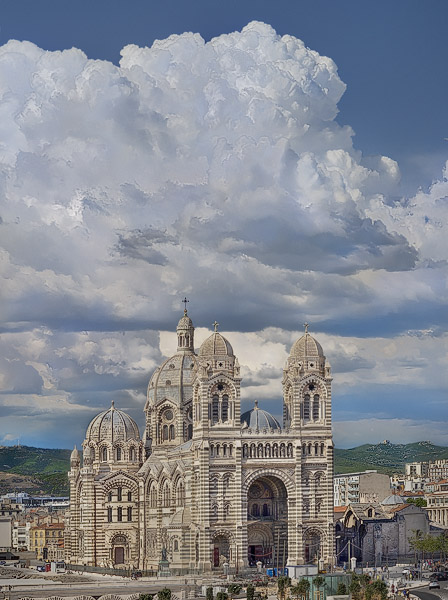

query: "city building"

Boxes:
[12, 520, 30, 551]
[334, 471, 390, 506]
[66, 313, 335, 573]
[30, 523, 64, 561]
[426, 480, 448, 527]
[335, 497, 432, 565]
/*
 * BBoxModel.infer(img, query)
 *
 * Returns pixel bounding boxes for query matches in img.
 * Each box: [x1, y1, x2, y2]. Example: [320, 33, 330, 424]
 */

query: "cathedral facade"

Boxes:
[66, 311, 335, 573]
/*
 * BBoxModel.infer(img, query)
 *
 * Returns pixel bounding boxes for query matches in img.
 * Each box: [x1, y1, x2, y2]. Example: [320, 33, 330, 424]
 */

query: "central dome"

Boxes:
[86, 402, 140, 443]
[241, 402, 281, 430]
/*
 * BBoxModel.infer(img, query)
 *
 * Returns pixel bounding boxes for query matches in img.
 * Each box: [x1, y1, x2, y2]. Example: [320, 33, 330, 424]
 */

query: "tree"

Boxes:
[291, 579, 310, 600]
[247, 584, 255, 600]
[158, 589, 172, 600]
[336, 582, 347, 595]
[139, 595, 154, 600]
[217, 593, 228, 600]
[228, 584, 242, 599]
[406, 498, 427, 508]
[277, 575, 291, 600]
[206, 587, 214, 600]
[313, 576, 326, 600]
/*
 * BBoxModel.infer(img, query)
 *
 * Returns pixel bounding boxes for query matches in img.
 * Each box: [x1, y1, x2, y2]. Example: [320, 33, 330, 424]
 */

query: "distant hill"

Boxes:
[1, 442, 448, 495]
[0, 446, 72, 495]
[334, 441, 448, 475]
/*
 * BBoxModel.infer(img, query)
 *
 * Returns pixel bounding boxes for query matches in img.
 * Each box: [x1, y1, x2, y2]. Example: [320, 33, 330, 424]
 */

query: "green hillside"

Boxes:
[0, 446, 72, 495]
[334, 441, 448, 474]
[1, 442, 448, 494]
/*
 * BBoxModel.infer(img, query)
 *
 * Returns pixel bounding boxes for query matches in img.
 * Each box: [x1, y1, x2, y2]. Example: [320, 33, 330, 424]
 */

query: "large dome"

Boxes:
[86, 402, 140, 443]
[290, 332, 324, 358]
[199, 331, 234, 357]
[241, 402, 281, 431]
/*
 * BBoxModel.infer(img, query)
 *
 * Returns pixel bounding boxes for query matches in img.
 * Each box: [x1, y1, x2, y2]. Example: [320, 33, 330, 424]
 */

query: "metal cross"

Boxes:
[304, 322, 309, 334]
[213, 320, 219, 332]
[182, 297, 189, 313]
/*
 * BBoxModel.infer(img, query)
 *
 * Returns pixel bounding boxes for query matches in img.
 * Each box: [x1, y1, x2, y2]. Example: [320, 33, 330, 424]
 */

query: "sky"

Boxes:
[0, 0, 447, 450]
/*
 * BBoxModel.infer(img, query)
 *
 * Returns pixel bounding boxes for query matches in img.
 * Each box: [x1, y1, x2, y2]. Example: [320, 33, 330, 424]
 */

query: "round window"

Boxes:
[164, 410, 174, 421]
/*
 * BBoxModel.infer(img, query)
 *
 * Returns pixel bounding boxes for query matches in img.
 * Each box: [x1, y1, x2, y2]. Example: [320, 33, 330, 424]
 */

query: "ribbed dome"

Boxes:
[381, 494, 406, 505]
[290, 333, 324, 358]
[199, 332, 234, 357]
[86, 402, 140, 443]
[241, 403, 281, 430]
[177, 313, 193, 330]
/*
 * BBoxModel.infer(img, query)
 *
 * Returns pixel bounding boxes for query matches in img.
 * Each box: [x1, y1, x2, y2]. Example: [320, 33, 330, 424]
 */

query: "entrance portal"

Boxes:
[213, 534, 231, 567]
[247, 475, 288, 568]
[114, 546, 124, 564]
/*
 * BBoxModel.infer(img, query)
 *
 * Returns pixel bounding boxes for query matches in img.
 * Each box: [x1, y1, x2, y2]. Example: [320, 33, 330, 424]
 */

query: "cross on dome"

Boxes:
[213, 320, 219, 332]
[304, 322, 309, 334]
[182, 296, 189, 315]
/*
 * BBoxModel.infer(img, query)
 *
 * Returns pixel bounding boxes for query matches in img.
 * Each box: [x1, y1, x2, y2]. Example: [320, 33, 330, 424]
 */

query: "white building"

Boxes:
[334, 471, 390, 506]
[66, 313, 335, 573]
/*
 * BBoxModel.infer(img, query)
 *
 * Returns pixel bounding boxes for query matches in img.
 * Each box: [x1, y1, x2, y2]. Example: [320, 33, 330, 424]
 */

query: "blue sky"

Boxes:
[0, 0, 447, 449]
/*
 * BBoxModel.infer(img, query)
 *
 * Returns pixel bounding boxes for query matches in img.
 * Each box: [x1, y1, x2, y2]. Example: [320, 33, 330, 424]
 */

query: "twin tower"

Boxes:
[67, 310, 334, 573]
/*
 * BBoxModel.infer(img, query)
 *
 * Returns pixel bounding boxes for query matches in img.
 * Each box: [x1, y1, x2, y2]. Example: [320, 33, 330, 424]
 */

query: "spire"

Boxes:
[111, 400, 115, 410]
[254, 399, 259, 409]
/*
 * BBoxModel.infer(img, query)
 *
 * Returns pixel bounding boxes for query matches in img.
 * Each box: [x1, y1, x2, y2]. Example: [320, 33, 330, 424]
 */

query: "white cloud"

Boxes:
[0, 22, 447, 447]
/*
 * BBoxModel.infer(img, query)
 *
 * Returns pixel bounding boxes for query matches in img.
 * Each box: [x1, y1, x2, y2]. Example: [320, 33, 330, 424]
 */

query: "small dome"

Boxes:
[177, 313, 193, 330]
[241, 403, 281, 430]
[381, 494, 406, 505]
[290, 332, 324, 358]
[199, 332, 234, 357]
[86, 402, 140, 443]
[70, 446, 80, 463]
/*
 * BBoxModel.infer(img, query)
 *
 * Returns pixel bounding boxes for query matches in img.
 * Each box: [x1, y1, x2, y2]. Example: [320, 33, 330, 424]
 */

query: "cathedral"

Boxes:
[66, 310, 335, 573]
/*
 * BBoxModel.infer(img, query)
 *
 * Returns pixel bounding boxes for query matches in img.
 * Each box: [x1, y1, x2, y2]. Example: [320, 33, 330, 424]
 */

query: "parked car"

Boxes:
[36, 565, 45, 572]
[429, 581, 441, 590]
[430, 572, 448, 581]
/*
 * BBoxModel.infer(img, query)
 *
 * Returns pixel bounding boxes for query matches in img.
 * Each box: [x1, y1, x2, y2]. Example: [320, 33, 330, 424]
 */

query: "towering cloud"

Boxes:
[0, 23, 446, 447]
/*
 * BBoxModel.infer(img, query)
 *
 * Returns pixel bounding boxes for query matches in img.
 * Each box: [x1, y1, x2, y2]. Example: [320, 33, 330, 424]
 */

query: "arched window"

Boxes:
[303, 394, 310, 420]
[223, 444, 227, 456]
[117, 506, 123, 522]
[116, 447, 122, 461]
[252, 504, 259, 517]
[243, 444, 248, 458]
[117, 487, 122, 502]
[302, 443, 306, 455]
[169, 424, 175, 440]
[177, 482, 185, 505]
[262, 503, 270, 517]
[320, 443, 325, 455]
[212, 394, 219, 424]
[90, 447, 95, 461]
[108, 491, 112, 502]
[216, 444, 220, 457]
[210, 444, 215, 457]
[313, 394, 320, 420]
[129, 447, 135, 461]
[174, 539, 179, 551]
[222, 394, 229, 421]
[150, 484, 157, 508]
[162, 424, 168, 441]
[315, 443, 319, 455]
[163, 482, 170, 507]
[266, 444, 271, 458]
[127, 491, 132, 502]
[127, 506, 132, 521]
[229, 445, 233, 456]
[102, 447, 108, 462]
[187, 424, 193, 439]
[107, 507, 112, 522]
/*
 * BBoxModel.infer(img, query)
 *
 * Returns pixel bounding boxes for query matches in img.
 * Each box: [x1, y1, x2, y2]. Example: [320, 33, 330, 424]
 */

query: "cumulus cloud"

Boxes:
[0, 22, 446, 447]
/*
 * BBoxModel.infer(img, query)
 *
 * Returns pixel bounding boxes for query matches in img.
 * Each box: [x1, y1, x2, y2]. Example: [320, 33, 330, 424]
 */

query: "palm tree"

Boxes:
[291, 578, 310, 600]
[313, 576, 326, 600]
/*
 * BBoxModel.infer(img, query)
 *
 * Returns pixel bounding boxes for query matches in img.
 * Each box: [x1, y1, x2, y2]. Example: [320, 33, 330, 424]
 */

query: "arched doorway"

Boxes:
[247, 475, 288, 568]
[111, 534, 128, 565]
[212, 532, 232, 568]
[304, 529, 322, 564]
